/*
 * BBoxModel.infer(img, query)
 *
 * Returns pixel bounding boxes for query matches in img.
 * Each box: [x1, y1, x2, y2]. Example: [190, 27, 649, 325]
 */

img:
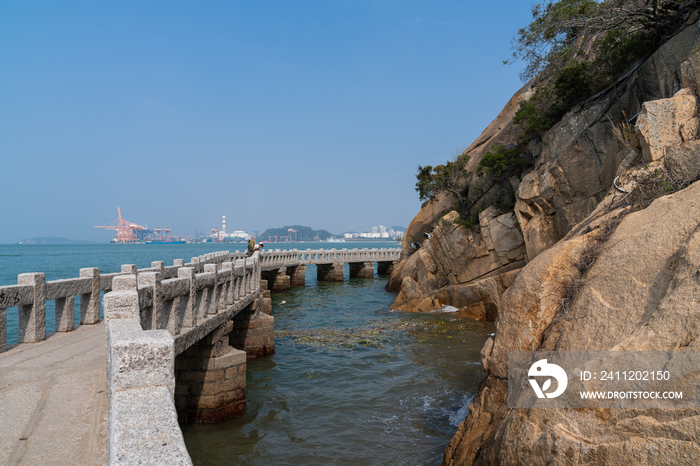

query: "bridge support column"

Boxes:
[317, 263, 344, 282]
[230, 297, 275, 358]
[258, 284, 273, 315]
[349, 262, 374, 279]
[259, 280, 272, 314]
[261, 268, 290, 292]
[289, 265, 306, 287]
[175, 320, 247, 424]
[377, 261, 396, 276]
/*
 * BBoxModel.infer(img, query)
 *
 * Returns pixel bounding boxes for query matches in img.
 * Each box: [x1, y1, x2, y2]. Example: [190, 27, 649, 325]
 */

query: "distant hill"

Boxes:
[18, 237, 97, 245]
[258, 225, 333, 242]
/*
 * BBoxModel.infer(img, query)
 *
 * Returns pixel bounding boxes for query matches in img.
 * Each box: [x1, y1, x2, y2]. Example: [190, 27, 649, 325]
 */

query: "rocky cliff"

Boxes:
[444, 169, 700, 466]
[389, 14, 700, 466]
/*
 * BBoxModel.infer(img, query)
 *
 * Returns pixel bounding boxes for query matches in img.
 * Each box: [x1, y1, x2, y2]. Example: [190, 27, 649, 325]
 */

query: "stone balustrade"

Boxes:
[103, 252, 262, 465]
[0, 247, 398, 354]
[104, 274, 188, 465]
[0, 246, 398, 465]
[247, 247, 400, 290]
[231, 247, 400, 271]
[0, 251, 240, 354]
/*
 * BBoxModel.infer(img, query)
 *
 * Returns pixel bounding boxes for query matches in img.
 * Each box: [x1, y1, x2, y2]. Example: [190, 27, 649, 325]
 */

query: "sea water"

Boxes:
[0, 243, 492, 465]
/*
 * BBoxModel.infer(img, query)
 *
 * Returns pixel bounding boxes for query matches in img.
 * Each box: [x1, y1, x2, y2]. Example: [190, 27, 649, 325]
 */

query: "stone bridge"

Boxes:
[0, 247, 399, 465]
[237, 247, 399, 291]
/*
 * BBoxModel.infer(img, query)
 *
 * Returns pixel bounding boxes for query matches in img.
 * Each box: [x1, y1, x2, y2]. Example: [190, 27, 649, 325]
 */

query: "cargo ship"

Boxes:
[145, 227, 185, 244]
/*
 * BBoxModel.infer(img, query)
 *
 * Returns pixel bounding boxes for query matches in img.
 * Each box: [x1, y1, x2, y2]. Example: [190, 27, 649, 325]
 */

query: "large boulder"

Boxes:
[389, 209, 525, 316]
[636, 88, 700, 162]
[388, 192, 456, 293]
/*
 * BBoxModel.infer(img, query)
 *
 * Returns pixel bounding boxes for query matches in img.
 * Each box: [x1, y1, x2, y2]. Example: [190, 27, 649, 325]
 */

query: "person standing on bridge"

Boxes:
[247, 238, 255, 256]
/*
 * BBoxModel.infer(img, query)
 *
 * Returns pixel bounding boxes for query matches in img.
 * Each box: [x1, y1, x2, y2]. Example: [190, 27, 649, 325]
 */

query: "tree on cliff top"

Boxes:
[511, 0, 700, 82]
[414, 0, 700, 232]
[509, 0, 700, 144]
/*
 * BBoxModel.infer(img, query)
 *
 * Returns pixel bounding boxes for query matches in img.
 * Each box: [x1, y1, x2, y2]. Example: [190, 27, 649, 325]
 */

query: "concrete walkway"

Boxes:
[0, 324, 107, 465]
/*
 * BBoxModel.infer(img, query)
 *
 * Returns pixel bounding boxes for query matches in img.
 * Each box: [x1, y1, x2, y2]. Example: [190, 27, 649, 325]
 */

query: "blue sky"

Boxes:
[0, 1, 533, 243]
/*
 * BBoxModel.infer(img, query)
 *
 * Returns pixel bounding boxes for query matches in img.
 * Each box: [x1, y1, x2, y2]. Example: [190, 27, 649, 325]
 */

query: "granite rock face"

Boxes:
[444, 179, 700, 466]
[396, 192, 458, 269]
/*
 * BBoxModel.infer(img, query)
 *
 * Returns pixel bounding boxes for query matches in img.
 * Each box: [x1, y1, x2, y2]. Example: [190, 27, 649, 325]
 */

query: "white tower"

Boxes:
[222, 214, 226, 234]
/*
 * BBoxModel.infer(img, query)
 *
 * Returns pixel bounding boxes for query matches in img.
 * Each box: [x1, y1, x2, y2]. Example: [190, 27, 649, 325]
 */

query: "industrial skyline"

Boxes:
[88, 209, 404, 244]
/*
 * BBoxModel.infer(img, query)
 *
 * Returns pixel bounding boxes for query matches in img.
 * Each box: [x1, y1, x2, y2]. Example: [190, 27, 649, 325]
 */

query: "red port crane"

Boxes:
[95, 207, 147, 243]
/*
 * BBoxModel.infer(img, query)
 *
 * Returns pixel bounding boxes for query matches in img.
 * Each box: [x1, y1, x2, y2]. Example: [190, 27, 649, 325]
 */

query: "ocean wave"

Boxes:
[430, 305, 459, 313]
[448, 393, 474, 427]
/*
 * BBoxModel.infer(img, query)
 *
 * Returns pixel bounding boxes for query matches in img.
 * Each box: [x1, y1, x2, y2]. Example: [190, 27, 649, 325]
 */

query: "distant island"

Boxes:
[18, 237, 97, 245]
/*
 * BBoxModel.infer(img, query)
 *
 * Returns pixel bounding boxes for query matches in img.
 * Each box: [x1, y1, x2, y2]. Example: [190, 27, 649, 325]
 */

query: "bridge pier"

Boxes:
[175, 321, 247, 424]
[261, 268, 291, 292]
[175, 295, 274, 425]
[229, 297, 275, 358]
[289, 265, 306, 287]
[317, 263, 344, 282]
[377, 260, 396, 276]
[260, 285, 273, 315]
[349, 262, 374, 279]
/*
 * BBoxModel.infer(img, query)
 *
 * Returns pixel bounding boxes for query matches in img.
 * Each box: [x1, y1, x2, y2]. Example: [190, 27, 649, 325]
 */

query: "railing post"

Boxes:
[242, 261, 249, 295]
[152, 261, 165, 275]
[234, 261, 244, 302]
[80, 267, 101, 324]
[204, 264, 218, 315]
[55, 295, 75, 332]
[139, 272, 163, 330]
[122, 264, 137, 284]
[17, 273, 46, 343]
[178, 267, 197, 328]
[0, 307, 6, 352]
[221, 262, 234, 307]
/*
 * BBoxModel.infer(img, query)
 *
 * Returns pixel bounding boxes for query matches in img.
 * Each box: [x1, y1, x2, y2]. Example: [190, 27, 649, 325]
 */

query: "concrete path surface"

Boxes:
[0, 323, 107, 465]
